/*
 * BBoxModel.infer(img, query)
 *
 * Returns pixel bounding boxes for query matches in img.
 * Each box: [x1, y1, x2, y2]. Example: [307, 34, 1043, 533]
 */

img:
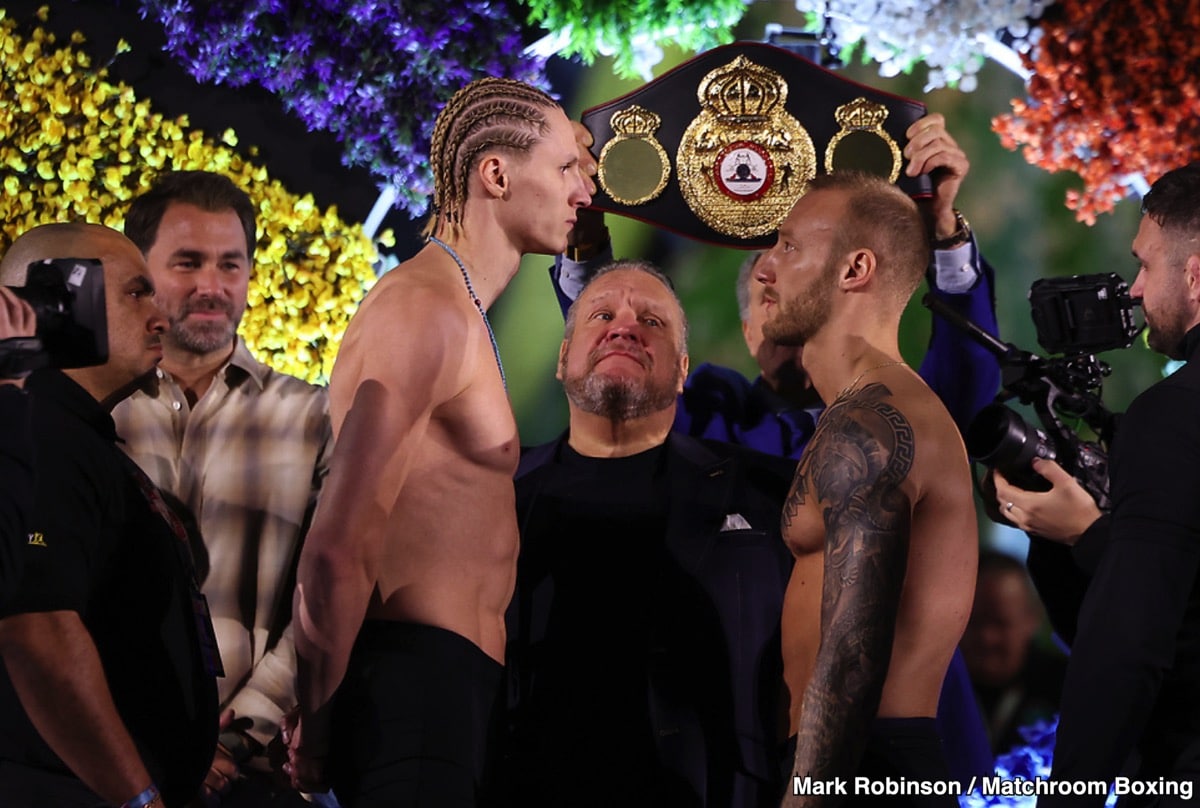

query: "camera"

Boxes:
[965, 402, 1111, 505]
[0, 258, 108, 378]
[965, 404, 1057, 488]
[924, 273, 1141, 510]
[1029, 273, 1142, 356]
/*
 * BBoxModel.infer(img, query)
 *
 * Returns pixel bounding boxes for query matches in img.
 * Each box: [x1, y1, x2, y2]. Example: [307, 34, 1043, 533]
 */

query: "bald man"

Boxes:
[0, 288, 36, 607]
[0, 224, 219, 808]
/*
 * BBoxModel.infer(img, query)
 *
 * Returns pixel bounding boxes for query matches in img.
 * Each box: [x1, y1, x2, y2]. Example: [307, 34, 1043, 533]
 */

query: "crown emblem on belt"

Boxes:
[610, 105, 661, 137]
[598, 104, 671, 206]
[834, 97, 889, 130]
[825, 97, 902, 182]
[700, 55, 785, 123]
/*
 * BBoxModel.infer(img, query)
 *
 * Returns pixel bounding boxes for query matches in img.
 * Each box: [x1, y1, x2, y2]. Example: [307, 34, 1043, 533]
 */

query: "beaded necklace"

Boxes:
[428, 236, 506, 391]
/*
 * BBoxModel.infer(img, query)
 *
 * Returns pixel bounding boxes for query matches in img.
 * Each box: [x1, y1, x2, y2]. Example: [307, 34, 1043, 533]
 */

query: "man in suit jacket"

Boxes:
[995, 162, 1200, 806]
[501, 259, 797, 808]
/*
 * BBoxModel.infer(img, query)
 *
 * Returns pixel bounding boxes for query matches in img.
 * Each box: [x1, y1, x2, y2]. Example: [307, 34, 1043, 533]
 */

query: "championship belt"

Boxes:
[582, 42, 930, 249]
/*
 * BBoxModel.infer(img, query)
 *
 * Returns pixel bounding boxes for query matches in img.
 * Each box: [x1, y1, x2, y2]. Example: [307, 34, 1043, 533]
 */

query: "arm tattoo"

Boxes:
[788, 383, 914, 800]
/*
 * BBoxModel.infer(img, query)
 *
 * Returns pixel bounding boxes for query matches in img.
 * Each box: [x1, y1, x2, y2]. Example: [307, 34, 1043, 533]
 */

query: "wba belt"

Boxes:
[582, 41, 930, 249]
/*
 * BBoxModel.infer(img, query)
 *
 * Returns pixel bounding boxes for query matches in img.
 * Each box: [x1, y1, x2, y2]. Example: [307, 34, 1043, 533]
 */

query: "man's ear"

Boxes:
[555, 339, 568, 382]
[839, 248, 876, 291]
[478, 154, 508, 200]
[676, 352, 690, 394]
[1186, 254, 1200, 303]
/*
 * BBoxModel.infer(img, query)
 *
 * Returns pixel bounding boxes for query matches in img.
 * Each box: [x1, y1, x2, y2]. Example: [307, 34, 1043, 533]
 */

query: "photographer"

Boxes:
[994, 163, 1200, 805]
[0, 224, 219, 808]
[0, 287, 37, 606]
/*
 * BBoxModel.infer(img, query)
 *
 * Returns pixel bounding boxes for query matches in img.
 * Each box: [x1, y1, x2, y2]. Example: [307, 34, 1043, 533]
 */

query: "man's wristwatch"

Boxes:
[931, 209, 972, 250]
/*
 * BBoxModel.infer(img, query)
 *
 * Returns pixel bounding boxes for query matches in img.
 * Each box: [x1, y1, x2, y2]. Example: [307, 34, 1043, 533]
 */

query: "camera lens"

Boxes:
[966, 404, 1057, 487]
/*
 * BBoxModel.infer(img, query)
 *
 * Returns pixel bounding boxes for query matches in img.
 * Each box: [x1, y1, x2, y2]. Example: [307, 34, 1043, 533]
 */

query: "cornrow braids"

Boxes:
[423, 78, 557, 239]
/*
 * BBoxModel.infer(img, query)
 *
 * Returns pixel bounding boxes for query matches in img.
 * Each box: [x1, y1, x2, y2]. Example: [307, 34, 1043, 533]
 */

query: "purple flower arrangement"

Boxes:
[138, 0, 549, 217]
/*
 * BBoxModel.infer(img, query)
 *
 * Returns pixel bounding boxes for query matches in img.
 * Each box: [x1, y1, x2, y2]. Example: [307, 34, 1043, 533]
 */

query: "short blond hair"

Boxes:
[808, 172, 929, 307]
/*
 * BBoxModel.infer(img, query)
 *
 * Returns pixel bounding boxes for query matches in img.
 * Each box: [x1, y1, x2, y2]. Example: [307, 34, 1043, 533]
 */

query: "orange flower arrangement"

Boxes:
[992, 0, 1200, 223]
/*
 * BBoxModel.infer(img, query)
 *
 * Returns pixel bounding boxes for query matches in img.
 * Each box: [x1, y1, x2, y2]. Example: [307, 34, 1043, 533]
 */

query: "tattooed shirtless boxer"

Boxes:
[753, 172, 978, 808]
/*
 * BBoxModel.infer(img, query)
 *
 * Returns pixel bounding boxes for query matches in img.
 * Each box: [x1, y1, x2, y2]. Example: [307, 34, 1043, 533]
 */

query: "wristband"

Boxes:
[121, 783, 160, 808]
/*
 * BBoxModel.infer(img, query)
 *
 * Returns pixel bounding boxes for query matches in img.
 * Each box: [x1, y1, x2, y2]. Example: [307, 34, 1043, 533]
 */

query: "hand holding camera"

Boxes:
[0, 288, 38, 386]
[993, 457, 1104, 544]
[0, 258, 108, 381]
[925, 272, 1141, 518]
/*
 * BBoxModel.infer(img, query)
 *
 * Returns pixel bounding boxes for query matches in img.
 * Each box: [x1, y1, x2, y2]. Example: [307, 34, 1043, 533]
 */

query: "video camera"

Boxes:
[924, 272, 1142, 511]
[0, 258, 108, 378]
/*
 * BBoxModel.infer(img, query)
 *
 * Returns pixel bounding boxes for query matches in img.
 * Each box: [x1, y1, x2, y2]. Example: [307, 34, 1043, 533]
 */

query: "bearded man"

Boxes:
[499, 260, 799, 808]
[995, 162, 1200, 806]
[754, 172, 978, 808]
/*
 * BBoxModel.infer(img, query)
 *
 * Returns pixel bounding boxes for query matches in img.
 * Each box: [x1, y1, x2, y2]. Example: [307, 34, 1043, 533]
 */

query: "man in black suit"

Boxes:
[501, 259, 797, 808]
[995, 162, 1200, 805]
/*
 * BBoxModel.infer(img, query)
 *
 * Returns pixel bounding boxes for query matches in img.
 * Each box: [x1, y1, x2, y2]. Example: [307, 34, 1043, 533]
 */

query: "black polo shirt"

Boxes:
[0, 370, 217, 806]
[0, 385, 32, 607]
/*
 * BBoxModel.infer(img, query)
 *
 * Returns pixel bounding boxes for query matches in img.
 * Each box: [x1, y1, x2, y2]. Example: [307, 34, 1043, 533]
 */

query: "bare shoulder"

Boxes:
[801, 380, 917, 500]
[802, 371, 966, 503]
[330, 253, 478, 417]
[871, 372, 973, 502]
[350, 255, 473, 348]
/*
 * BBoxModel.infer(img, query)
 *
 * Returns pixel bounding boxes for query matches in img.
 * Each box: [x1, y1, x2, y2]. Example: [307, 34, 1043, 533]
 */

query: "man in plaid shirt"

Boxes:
[115, 171, 331, 807]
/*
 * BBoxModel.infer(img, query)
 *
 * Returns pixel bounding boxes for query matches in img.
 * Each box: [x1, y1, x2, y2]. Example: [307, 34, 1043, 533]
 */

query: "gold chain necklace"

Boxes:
[837, 360, 905, 399]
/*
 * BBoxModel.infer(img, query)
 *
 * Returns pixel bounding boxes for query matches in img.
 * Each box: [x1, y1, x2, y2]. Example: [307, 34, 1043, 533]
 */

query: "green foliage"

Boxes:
[523, 0, 748, 78]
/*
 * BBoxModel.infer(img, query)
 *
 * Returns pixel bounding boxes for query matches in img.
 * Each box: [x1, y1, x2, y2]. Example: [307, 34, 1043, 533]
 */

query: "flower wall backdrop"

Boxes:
[137, 0, 753, 217]
[524, 0, 747, 80]
[0, 7, 383, 383]
[127, 0, 1188, 226]
[780, 0, 1199, 222]
[790, 0, 1050, 92]
[993, 0, 1200, 223]
[139, 0, 549, 220]
[0, 0, 1188, 385]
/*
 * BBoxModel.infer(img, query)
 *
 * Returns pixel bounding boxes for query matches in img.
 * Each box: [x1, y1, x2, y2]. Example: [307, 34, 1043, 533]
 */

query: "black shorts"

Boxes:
[845, 717, 958, 808]
[329, 621, 504, 808]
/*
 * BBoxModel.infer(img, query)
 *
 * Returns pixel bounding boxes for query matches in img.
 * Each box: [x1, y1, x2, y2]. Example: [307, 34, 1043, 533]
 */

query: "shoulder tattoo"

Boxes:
[782, 382, 915, 537]
[788, 382, 917, 780]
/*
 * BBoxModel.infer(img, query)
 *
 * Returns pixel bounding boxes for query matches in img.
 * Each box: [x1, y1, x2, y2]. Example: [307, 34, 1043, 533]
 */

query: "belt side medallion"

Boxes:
[824, 97, 903, 182]
[597, 105, 671, 206]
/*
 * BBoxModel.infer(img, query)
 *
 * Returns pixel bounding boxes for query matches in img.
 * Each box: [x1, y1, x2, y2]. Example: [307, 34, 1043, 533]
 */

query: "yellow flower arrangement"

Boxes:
[0, 8, 385, 383]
